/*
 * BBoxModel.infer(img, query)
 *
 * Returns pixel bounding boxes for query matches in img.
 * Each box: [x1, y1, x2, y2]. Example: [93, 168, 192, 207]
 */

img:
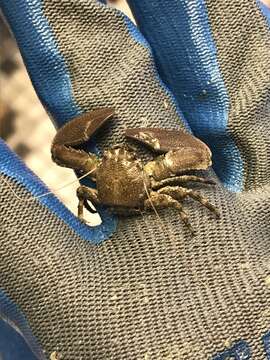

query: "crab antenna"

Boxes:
[0, 168, 95, 203]
[142, 173, 167, 233]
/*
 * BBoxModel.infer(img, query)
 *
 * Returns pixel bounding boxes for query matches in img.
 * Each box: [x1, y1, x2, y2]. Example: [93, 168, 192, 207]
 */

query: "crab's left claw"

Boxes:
[126, 128, 213, 178]
[125, 128, 210, 155]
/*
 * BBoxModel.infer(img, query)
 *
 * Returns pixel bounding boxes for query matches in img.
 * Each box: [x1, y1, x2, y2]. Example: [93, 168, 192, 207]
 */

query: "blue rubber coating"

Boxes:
[263, 331, 270, 359]
[0, 290, 43, 360]
[258, 1, 270, 27]
[0, 321, 37, 360]
[123, 15, 191, 132]
[0, 0, 117, 242]
[212, 340, 251, 360]
[127, 0, 244, 192]
[0, 139, 116, 244]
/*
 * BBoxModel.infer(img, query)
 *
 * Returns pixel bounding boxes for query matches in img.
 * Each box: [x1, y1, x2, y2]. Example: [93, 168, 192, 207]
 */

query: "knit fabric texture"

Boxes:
[0, 0, 270, 359]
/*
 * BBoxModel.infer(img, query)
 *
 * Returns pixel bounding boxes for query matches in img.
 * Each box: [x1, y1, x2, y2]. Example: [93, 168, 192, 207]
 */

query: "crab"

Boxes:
[51, 108, 220, 235]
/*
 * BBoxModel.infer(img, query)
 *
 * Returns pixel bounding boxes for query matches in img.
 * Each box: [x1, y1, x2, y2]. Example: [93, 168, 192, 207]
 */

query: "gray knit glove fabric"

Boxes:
[0, 1, 270, 359]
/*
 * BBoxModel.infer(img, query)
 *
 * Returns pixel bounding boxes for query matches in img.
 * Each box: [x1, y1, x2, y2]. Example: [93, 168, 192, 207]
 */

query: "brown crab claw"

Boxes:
[125, 127, 212, 172]
[51, 107, 115, 172]
[53, 107, 115, 147]
[125, 128, 210, 154]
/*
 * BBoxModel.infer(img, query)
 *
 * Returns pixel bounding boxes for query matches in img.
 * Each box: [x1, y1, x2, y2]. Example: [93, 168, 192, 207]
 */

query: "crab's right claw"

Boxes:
[51, 108, 115, 172]
[53, 107, 115, 147]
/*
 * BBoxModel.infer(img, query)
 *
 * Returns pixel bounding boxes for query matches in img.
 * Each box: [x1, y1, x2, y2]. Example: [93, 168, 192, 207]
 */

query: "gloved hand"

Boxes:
[0, 1, 270, 359]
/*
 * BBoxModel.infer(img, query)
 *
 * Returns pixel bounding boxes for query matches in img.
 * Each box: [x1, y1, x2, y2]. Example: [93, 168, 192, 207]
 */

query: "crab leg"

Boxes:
[144, 192, 195, 235]
[152, 175, 216, 190]
[185, 189, 220, 218]
[77, 186, 101, 221]
[158, 186, 220, 218]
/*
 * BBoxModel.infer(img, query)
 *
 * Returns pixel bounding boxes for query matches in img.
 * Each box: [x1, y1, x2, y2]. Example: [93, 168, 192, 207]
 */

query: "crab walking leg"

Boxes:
[185, 189, 221, 218]
[158, 186, 220, 218]
[152, 175, 216, 190]
[77, 185, 101, 221]
[144, 192, 195, 235]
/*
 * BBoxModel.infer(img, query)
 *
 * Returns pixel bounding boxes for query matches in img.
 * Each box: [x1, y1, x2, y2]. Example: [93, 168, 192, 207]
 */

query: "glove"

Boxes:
[0, 0, 270, 359]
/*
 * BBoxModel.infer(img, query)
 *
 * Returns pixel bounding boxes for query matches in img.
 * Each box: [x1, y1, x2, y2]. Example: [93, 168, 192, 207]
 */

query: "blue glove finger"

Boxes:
[127, 0, 270, 192]
[0, 0, 188, 128]
[0, 0, 190, 240]
[0, 1, 79, 124]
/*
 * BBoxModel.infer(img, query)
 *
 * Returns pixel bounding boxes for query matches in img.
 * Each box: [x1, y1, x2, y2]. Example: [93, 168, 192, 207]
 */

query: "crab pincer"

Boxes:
[51, 108, 115, 174]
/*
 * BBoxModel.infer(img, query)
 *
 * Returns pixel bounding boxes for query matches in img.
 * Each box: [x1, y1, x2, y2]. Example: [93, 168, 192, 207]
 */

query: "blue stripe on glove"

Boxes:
[127, 0, 244, 192]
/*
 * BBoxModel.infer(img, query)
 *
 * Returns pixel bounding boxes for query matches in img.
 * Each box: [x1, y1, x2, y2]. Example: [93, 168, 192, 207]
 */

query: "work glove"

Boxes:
[0, 0, 270, 359]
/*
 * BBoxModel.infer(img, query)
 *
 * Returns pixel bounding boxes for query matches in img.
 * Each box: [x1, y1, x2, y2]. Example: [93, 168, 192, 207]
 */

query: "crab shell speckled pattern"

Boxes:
[96, 146, 149, 208]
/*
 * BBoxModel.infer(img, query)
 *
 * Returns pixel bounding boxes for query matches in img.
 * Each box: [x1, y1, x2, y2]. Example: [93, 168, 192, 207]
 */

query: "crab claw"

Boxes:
[51, 108, 115, 173]
[125, 128, 211, 156]
[53, 107, 115, 147]
[126, 128, 212, 180]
